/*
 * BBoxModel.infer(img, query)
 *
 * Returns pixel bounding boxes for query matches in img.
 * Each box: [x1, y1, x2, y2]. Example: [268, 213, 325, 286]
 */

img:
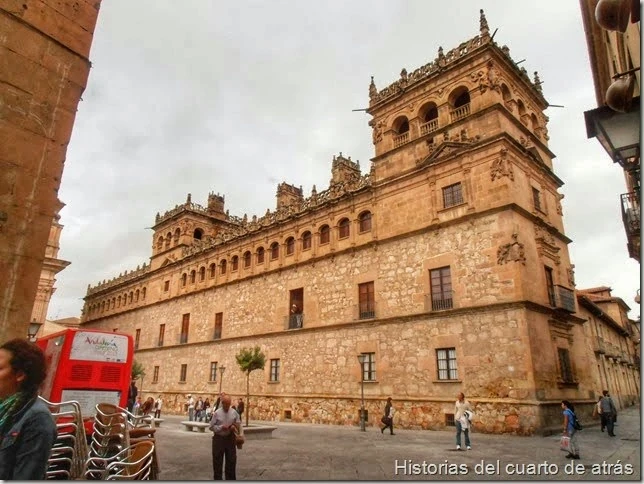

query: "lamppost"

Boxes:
[27, 319, 43, 342]
[357, 354, 366, 431]
[218, 365, 226, 395]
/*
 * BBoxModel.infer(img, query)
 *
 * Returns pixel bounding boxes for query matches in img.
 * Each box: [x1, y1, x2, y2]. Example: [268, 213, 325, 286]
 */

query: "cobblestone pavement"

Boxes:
[155, 406, 640, 480]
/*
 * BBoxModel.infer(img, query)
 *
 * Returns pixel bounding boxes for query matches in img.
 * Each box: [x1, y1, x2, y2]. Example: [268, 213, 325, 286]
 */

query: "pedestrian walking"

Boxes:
[187, 394, 195, 421]
[196, 397, 204, 421]
[454, 392, 473, 450]
[209, 394, 241, 480]
[127, 380, 138, 413]
[562, 400, 581, 459]
[380, 397, 395, 435]
[599, 390, 617, 437]
[154, 395, 163, 419]
[204, 398, 212, 421]
[0, 339, 58, 480]
[236, 398, 244, 420]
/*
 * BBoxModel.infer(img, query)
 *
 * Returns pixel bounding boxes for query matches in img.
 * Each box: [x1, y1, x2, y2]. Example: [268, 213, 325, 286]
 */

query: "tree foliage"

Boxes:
[131, 360, 146, 381]
[235, 346, 266, 426]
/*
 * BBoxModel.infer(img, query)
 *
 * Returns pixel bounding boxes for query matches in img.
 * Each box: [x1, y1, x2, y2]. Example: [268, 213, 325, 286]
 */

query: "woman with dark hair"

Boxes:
[561, 400, 580, 460]
[0, 339, 57, 479]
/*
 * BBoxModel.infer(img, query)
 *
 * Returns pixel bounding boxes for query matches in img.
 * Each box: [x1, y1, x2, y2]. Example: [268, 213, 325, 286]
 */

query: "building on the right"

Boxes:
[577, 286, 640, 410]
[581, 0, 641, 262]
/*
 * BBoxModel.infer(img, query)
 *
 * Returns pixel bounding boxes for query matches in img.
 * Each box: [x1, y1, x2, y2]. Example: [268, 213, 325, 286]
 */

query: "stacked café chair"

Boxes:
[85, 440, 155, 480]
[39, 397, 88, 480]
[84, 403, 159, 480]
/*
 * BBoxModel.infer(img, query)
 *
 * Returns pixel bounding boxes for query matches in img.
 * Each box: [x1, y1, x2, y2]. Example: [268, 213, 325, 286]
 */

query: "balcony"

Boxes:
[449, 103, 470, 122]
[420, 118, 439, 136]
[553, 285, 575, 313]
[393, 132, 410, 148]
[355, 302, 377, 320]
[621, 191, 640, 261]
[593, 337, 607, 354]
[285, 313, 304, 330]
[424, 294, 453, 312]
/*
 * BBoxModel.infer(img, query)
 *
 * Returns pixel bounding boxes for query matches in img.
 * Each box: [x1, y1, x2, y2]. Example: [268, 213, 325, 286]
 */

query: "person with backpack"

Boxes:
[599, 390, 617, 437]
[561, 400, 580, 460]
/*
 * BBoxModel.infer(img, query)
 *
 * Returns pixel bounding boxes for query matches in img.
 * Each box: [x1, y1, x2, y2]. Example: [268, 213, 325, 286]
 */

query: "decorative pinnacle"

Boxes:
[533, 71, 543, 92]
[369, 76, 377, 100]
[479, 9, 490, 38]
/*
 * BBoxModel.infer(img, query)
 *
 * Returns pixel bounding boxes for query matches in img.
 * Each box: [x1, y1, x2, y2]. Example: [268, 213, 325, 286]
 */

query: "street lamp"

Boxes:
[27, 319, 43, 342]
[218, 365, 226, 395]
[357, 354, 366, 431]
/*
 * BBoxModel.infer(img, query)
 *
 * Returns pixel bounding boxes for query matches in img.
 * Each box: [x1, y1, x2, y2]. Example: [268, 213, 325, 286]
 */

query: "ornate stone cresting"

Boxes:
[490, 148, 514, 181]
[556, 193, 564, 215]
[497, 233, 526, 265]
[87, 262, 150, 295]
[276, 182, 304, 210]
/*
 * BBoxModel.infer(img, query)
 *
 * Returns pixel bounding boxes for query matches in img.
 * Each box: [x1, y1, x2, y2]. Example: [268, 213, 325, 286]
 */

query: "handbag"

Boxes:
[380, 416, 389, 425]
[234, 426, 245, 449]
[560, 435, 570, 452]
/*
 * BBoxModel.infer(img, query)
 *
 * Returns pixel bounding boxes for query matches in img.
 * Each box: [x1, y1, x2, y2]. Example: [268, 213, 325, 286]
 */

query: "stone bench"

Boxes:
[242, 425, 277, 440]
[181, 421, 210, 432]
[153, 418, 164, 427]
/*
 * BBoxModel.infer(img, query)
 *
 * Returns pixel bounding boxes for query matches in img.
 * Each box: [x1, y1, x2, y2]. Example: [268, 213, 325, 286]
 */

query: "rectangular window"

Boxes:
[358, 282, 375, 319]
[442, 183, 463, 208]
[360, 352, 376, 381]
[532, 187, 542, 212]
[545, 266, 556, 306]
[289, 288, 304, 329]
[164, 280, 170, 292]
[209, 361, 218, 382]
[158, 324, 165, 347]
[152, 366, 159, 383]
[270, 358, 280, 382]
[436, 348, 458, 380]
[214, 312, 223, 340]
[179, 364, 187, 382]
[134, 329, 141, 350]
[558, 348, 574, 383]
[180, 313, 190, 344]
[430, 267, 453, 310]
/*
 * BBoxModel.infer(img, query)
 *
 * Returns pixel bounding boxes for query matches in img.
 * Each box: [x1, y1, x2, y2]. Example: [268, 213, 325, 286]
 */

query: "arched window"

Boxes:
[517, 99, 526, 117]
[135, 289, 140, 302]
[181, 273, 187, 286]
[231, 256, 239, 271]
[501, 83, 512, 102]
[243, 251, 251, 268]
[193, 228, 203, 240]
[338, 218, 350, 239]
[190, 270, 196, 283]
[129, 292, 133, 304]
[174, 228, 181, 245]
[123, 293, 128, 305]
[210, 263, 217, 278]
[165, 232, 172, 249]
[393, 116, 409, 134]
[142, 288, 146, 300]
[199, 266, 206, 281]
[270, 242, 279, 260]
[157, 236, 164, 250]
[358, 211, 372, 233]
[220, 259, 227, 274]
[302, 231, 312, 250]
[112, 297, 116, 309]
[449, 86, 471, 121]
[319, 225, 330, 245]
[101, 301, 105, 313]
[256, 247, 265, 264]
[117, 296, 122, 307]
[530, 113, 539, 131]
[286, 237, 295, 255]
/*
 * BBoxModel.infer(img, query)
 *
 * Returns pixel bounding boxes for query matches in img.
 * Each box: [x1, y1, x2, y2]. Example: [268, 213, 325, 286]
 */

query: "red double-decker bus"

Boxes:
[36, 328, 134, 434]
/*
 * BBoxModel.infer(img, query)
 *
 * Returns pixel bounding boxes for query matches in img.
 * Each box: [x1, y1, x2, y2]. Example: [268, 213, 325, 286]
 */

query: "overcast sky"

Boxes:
[48, 0, 641, 320]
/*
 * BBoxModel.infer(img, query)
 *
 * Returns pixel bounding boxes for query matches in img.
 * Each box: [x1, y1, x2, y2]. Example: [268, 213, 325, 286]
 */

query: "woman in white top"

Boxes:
[454, 392, 473, 450]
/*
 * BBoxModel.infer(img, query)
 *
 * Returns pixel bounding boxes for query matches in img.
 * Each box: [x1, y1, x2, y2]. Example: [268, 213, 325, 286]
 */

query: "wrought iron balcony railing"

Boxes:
[285, 313, 304, 330]
[424, 294, 454, 311]
[553, 285, 576, 313]
[356, 302, 377, 320]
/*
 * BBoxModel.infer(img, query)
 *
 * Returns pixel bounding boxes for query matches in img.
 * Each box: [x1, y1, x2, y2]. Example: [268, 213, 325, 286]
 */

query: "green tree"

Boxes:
[131, 359, 146, 381]
[235, 346, 266, 427]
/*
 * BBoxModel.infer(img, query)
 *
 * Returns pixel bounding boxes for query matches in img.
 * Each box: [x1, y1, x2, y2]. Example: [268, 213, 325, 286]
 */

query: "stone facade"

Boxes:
[80, 11, 637, 434]
[30, 199, 71, 334]
[0, 1, 101, 340]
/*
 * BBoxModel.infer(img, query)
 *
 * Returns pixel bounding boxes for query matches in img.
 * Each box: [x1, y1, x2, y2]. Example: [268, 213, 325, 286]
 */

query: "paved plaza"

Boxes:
[155, 406, 640, 480]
